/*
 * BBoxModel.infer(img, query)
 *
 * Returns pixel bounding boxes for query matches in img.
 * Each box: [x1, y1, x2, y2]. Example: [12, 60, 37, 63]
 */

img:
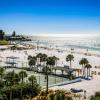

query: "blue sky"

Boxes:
[0, 0, 100, 36]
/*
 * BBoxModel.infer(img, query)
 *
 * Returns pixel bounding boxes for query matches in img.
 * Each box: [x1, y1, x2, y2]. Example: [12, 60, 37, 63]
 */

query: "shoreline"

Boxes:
[1, 44, 100, 57]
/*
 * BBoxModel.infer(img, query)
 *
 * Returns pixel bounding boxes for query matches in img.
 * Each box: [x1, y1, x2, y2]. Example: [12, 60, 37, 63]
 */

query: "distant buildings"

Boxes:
[0, 30, 31, 41]
[0, 30, 5, 40]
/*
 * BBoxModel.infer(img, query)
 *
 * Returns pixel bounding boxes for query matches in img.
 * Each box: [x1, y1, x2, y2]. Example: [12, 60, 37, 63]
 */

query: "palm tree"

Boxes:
[0, 67, 5, 79]
[85, 64, 92, 77]
[28, 56, 37, 68]
[66, 54, 74, 68]
[79, 59, 84, 77]
[4, 70, 20, 85]
[4, 71, 20, 100]
[42, 54, 47, 66]
[27, 55, 33, 60]
[46, 57, 56, 72]
[79, 58, 89, 78]
[18, 70, 27, 84]
[18, 70, 27, 99]
[36, 53, 43, 65]
[52, 56, 59, 67]
[28, 75, 37, 87]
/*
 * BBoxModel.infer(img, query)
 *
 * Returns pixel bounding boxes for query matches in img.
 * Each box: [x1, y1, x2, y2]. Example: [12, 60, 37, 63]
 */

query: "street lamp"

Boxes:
[46, 65, 48, 95]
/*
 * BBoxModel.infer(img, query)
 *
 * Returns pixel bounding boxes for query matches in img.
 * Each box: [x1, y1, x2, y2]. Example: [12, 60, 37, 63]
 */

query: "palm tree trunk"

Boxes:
[70, 61, 71, 68]
[43, 62, 45, 66]
[83, 67, 85, 78]
[22, 77, 23, 84]
[56, 60, 57, 67]
[10, 90, 12, 100]
[82, 65, 84, 77]
[21, 88, 22, 99]
[87, 68, 88, 78]
[89, 68, 90, 77]
[46, 65, 48, 95]
[32, 80, 33, 88]
[21, 76, 23, 99]
[78, 70, 79, 77]
[84, 68, 86, 78]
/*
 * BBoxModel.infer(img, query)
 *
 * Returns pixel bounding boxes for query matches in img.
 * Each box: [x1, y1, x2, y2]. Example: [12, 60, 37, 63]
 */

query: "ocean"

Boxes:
[28, 35, 100, 51]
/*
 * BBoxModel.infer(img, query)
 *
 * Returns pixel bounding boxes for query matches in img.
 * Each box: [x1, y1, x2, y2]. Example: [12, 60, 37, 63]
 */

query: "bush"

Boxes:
[95, 92, 100, 97]
[90, 91, 100, 100]
[1, 83, 41, 100]
[48, 93, 54, 100]
[40, 90, 46, 96]
[54, 93, 61, 100]
[0, 93, 8, 100]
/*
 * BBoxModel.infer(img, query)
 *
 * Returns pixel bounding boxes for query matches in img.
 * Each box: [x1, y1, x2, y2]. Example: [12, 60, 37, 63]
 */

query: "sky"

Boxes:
[0, 0, 100, 36]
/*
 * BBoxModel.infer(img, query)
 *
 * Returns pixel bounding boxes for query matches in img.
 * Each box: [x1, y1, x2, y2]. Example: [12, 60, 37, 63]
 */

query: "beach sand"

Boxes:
[0, 46, 100, 99]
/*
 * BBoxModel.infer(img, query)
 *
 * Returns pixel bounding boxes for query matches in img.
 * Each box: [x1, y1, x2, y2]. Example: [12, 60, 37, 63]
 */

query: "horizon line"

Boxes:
[28, 33, 100, 38]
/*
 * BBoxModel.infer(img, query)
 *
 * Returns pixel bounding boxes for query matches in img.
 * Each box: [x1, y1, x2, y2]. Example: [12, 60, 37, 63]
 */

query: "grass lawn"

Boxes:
[0, 40, 9, 45]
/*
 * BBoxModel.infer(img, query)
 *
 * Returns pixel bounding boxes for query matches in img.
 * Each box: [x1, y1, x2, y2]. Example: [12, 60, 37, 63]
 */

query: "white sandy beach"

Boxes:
[0, 45, 100, 99]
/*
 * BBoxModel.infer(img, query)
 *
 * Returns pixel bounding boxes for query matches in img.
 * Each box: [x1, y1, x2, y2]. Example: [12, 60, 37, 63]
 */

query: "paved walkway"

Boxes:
[50, 75, 100, 100]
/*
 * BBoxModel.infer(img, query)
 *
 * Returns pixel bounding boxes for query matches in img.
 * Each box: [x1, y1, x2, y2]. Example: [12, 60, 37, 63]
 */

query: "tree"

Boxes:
[90, 92, 100, 100]
[28, 75, 37, 87]
[36, 53, 43, 65]
[27, 55, 33, 60]
[85, 64, 92, 77]
[28, 56, 37, 68]
[79, 58, 89, 78]
[66, 54, 74, 68]
[46, 57, 56, 72]
[4, 71, 20, 100]
[0, 67, 5, 79]
[4, 70, 20, 85]
[41, 54, 47, 66]
[52, 56, 59, 67]
[18, 71, 27, 99]
[18, 71, 27, 84]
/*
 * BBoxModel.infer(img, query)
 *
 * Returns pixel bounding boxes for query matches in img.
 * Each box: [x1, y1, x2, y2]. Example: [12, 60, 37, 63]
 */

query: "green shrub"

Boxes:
[90, 92, 100, 100]
[95, 92, 100, 97]
[48, 93, 54, 100]
[54, 93, 61, 100]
